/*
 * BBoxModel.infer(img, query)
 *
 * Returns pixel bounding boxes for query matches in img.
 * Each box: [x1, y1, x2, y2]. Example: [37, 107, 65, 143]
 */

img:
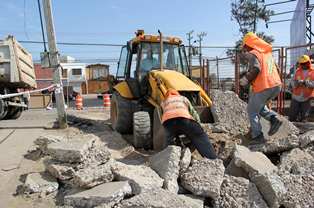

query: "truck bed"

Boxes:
[0, 36, 37, 89]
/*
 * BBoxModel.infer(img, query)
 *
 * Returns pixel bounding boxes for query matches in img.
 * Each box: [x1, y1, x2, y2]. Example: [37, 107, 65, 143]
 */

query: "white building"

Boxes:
[60, 56, 86, 94]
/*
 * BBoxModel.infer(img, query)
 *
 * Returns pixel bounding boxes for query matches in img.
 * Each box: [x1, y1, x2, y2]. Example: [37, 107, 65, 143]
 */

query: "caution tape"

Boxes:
[0, 84, 57, 99]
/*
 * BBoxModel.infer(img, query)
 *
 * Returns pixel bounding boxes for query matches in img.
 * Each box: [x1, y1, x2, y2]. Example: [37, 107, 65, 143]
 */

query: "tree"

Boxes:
[227, 0, 274, 64]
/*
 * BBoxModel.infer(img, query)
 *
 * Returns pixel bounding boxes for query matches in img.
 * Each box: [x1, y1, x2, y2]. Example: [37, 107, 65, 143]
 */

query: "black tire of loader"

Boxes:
[110, 92, 134, 134]
[133, 111, 152, 149]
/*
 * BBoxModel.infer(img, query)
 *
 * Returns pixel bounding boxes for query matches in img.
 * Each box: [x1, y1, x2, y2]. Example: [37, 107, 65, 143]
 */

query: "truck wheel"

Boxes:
[0, 100, 8, 120]
[110, 92, 134, 134]
[133, 111, 151, 149]
[5, 107, 22, 119]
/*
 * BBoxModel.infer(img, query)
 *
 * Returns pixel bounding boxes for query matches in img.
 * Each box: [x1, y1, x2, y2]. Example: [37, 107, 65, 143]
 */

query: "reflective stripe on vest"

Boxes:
[250, 50, 282, 93]
[161, 95, 193, 123]
[292, 67, 314, 98]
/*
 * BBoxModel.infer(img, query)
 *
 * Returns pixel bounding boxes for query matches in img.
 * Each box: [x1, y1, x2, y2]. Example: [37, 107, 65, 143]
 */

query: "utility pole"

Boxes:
[42, 0, 67, 128]
[253, 0, 258, 32]
[186, 30, 194, 73]
[197, 32, 207, 69]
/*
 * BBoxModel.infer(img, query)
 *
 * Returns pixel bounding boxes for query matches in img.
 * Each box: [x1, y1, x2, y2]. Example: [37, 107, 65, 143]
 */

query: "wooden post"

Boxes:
[43, 0, 67, 128]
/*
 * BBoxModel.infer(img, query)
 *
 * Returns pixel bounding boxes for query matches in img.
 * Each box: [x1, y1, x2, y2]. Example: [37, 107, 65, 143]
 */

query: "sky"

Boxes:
[0, 0, 301, 74]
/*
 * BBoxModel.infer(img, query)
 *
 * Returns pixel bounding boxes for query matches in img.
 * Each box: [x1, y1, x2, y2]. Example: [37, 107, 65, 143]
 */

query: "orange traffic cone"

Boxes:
[75, 94, 83, 110]
[103, 94, 110, 108]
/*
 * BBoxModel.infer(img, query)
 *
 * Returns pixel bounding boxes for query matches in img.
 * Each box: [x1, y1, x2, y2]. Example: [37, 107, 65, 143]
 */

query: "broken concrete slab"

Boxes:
[112, 161, 163, 194]
[82, 144, 111, 166]
[180, 159, 225, 199]
[279, 148, 314, 175]
[120, 188, 198, 208]
[35, 134, 63, 153]
[293, 122, 314, 134]
[178, 194, 204, 208]
[23, 172, 59, 195]
[215, 175, 268, 208]
[47, 134, 97, 163]
[280, 174, 314, 208]
[251, 172, 286, 208]
[232, 145, 277, 177]
[249, 134, 299, 154]
[179, 148, 191, 173]
[225, 158, 249, 179]
[149, 145, 181, 193]
[210, 90, 250, 136]
[299, 130, 314, 148]
[72, 163, 114, 188]
[46, 162, 75, 181]
[64, 181, 132, 208]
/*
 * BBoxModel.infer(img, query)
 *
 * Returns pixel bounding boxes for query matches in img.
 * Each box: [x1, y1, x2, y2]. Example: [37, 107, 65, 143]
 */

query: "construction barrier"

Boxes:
[103, 94, 110, 108]
[75, 94, 83, 110]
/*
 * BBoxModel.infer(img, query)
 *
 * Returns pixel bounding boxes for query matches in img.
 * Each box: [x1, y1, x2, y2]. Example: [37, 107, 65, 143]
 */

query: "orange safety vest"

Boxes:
[250, 49, 282, 93]
[292, 67, 314, 98]
[161, 95, 193, 123]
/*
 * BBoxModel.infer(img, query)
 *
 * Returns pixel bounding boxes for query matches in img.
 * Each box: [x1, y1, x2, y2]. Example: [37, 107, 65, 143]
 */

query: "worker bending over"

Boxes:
[240, 32, 283, 145]
[289, 55, 314, 122]
[160, 89, 217, 159]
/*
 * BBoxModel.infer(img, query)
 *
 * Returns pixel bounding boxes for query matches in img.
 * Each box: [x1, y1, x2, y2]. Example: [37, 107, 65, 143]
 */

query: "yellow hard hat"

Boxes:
[298, 55, 311, 64]
[242, 32, 256, 46]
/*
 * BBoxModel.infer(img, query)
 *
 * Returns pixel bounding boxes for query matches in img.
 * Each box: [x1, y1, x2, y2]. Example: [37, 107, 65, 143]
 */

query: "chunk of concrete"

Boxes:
[293, 122, 314, 134]
[225, 158, 249, 179]
[179, 148, 191, 173]
[178, 194, 204, 208]
[72, 163, 114, 188]
[280, 174, 314, 208]
[46, 162, 75, 181]
[251, 173, 286, 208]
[299, 130, 314, 148]
[279, 148, 314, 175]
[233, 145, 277, 177]
[210, 90, 250, 136]
[180, 159, 225, 199]
[35, 134, 63, 153]
[249, 135, 300, 154]
[149, 145, 181, 193]
[120, 188, 198, 208]
[23, 172, 59, 194]
[47, 134, 97, 163]
[112, 161, 163, 194]
[215, 175, 268, 208]
[64, 181, 132, 208]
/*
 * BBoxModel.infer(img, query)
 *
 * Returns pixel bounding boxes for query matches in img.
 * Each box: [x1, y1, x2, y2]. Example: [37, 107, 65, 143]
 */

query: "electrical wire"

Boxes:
[37, 0, 47, 52]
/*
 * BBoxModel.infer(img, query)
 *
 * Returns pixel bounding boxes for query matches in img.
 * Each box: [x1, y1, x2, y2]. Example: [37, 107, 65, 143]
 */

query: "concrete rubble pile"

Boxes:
[18, 90, 314, 208]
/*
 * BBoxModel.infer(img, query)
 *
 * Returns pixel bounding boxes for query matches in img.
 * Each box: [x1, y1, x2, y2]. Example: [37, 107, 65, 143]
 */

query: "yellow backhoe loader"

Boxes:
[111, 30, 215, 150]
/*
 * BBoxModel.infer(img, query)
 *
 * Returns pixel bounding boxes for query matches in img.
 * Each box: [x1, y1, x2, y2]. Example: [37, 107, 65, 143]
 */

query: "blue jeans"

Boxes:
[247, 86, 281, 138]
[163, 118, 217, 159]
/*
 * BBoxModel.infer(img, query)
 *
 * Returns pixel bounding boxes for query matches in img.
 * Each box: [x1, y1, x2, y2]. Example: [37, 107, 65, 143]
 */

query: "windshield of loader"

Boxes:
[140, 42, 189, 76]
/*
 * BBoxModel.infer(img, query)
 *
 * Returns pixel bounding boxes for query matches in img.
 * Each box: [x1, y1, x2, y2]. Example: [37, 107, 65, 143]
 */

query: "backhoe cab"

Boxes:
[111, 30, 214, 150]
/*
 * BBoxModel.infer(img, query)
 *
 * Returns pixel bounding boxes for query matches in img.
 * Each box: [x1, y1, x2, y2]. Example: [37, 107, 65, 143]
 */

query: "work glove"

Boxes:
[304, 80, 312, 87]
[295, 80, 305, 86]
[240, 76, 249, 86]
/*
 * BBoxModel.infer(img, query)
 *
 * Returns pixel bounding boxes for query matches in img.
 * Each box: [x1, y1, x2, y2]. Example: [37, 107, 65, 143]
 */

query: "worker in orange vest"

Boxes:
[239, 32, 283, 145]
[161, 89, 217, 159]
[289, 55, 314, 122]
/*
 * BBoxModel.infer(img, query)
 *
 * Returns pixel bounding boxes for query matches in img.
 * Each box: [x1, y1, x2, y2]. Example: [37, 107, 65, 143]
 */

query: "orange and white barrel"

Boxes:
[103, 94, 110, 108]
[75, 94, 83, 110]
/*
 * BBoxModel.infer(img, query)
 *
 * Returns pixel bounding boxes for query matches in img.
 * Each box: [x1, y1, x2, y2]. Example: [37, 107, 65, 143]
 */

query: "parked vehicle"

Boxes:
[0, 36, 37, 119]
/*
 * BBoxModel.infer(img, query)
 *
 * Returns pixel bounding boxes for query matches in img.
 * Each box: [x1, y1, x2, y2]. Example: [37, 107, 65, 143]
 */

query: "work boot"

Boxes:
[249, 133, 266, 146]
[268, 116, 283, 136]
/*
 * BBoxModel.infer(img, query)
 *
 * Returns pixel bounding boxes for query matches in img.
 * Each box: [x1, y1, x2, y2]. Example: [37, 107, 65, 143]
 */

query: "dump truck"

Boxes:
[0, 36, 37, 119]
[111, 30, 214, 150]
